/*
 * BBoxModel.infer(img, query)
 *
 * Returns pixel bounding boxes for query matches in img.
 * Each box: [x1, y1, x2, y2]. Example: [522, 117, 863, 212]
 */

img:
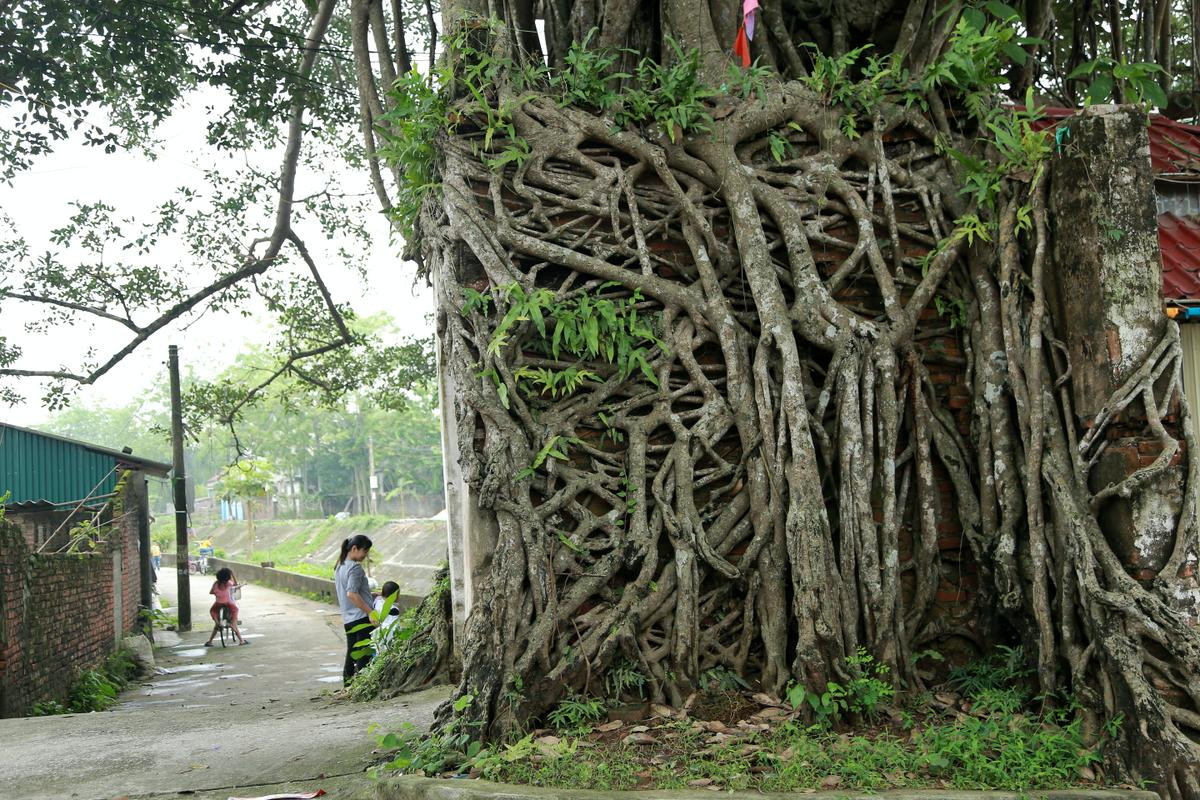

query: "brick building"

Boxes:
[0, 422, 170, 716]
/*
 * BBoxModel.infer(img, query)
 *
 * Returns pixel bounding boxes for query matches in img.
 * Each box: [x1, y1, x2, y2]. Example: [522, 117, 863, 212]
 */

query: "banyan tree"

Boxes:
[339, 0, 1200, 796]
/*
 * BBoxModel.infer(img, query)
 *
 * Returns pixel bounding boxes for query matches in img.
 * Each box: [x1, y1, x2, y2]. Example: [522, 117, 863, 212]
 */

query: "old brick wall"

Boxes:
[0, 475, 144, 717]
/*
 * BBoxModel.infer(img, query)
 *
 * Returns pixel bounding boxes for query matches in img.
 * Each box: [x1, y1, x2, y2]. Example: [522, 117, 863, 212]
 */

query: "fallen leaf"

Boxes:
[1080, 766, 1096, 781]
[752, 692, 781, 706]
[688, 778, 714, 787]
[535, 735, 561, 745]
[753, 706, 787, 719]
[650, 703, 674, 718]
[628, 724, 650, 733]
[820, 775, 842, 789]
[623, 732, 656, 746]
[596, 720, 624, 732]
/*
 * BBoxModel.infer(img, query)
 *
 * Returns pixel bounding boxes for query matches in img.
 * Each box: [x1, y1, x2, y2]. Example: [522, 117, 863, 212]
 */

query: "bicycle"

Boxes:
[216, 604, 236, 647]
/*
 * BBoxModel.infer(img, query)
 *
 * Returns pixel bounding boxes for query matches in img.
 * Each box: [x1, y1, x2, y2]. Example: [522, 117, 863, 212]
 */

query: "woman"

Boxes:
[204, 567, 248, 646]
[334, 534, 377, 684]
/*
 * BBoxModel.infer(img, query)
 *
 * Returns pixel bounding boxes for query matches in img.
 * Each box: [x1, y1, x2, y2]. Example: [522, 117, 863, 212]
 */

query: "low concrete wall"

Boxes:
[160, 553, 421, 610]
[377, 778, 1158, 800]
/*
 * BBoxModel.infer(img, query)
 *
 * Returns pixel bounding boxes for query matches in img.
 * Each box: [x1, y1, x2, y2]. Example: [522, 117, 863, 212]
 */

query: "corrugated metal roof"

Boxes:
[0, 422, 171, 507]
[1033, 107, 1200, 175]
[1159, 213, 1200, 301]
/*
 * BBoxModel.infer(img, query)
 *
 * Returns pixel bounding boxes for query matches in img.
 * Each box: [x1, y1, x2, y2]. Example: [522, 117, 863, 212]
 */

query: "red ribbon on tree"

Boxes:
[733, 22, 751, 67]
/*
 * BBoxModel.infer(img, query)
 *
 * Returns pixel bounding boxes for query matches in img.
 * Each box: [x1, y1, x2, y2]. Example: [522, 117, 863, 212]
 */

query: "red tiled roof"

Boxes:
[1034, 107, 1200, 175]
[1159, 213, 1200, 301]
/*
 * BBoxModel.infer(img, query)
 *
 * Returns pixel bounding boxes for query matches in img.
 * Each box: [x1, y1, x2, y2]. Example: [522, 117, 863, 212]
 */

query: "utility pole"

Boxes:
[169, 345, 191, 631]
[367, 436, 378, 515]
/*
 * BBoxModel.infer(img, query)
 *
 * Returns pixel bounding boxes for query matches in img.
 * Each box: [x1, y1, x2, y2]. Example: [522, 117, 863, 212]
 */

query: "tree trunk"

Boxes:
[355, 2, 1200, 794]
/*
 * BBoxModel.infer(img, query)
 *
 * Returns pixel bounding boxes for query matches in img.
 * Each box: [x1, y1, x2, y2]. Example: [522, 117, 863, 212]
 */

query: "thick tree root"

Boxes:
[416, 82, 1200, 796]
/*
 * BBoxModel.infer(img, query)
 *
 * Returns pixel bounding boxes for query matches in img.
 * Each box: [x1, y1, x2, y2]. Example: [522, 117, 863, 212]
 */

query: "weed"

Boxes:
[605, 656, 647, 701]
[475, 708, 1101, 793]
[546, 694, 605, 735]
[700, 665, 750, 691]
[786, 646, 893, 725]
[946, 644, 1033, 699]
[30, 646, 137, 716]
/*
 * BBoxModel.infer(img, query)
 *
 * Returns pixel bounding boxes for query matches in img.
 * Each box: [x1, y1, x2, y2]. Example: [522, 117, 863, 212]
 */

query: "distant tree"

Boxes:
[215, 457, 275, 551]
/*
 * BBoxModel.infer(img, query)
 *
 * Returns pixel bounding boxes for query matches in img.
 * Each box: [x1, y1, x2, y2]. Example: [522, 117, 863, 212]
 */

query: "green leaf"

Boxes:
[1085, 74, 1114, 105]
[1001, 42, 1028, 65]
[984, 0, 1021, 20]
[1137, 78, 1169, 109]
[961, 7, 986, 31]
[1070, 59, 1104, 79]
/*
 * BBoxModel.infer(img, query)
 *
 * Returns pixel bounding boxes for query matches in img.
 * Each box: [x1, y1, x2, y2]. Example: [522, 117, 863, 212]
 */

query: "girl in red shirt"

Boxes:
[204, 567, 248, 646]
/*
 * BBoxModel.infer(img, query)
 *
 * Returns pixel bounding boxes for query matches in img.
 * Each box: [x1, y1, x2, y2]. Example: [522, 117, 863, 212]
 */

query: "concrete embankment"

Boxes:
[165, 514, 447, 595]
[161, 552, 422, 609]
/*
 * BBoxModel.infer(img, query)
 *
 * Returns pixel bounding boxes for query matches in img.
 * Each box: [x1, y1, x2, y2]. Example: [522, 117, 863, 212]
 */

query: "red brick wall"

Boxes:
[0, 475, 144, 717]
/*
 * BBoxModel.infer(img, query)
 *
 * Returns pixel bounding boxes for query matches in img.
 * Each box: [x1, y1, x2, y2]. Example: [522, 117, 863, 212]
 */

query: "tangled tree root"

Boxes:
[415, 81, 1200, 796]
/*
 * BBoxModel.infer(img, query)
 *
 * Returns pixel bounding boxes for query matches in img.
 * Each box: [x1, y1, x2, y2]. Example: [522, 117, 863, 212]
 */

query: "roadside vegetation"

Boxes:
[30, 647, 138, 716]
[369, 645, 1124, 793]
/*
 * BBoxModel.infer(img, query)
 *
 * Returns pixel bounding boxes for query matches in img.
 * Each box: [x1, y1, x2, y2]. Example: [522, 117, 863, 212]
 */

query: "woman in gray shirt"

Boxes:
[334, 534, 376, 684]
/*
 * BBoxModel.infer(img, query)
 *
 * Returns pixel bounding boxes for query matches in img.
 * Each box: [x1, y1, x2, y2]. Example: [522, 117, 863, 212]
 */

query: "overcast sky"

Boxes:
[1, 94, 434, 427]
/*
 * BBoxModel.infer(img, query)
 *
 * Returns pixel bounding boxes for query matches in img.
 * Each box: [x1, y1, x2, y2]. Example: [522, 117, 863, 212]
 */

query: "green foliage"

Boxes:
[0, 2, 336, 180]
[479, 709, 1100, 792]
[379, 69, 448, 242]
[515, 434, 583, 481]
[547, 694, 606, 735]
[786, 647, 894, 725]
[371, 716, 490, 777]
[31, 646, 137, 716]
[802, 44, 876, 108]
[722, 62, 774, 101]
[215, 458, 275, 503]
[65, 518, 102, 553]
[139, 606, 179, 632]
[556, 30, 624, 109]
[605, 656, 647, 700]
[913, 714, 1099, 788]
[476, 281, 666, 397]
[615, 39, 715, 142]
[700, 665, 751, 691]
[946, 644, 1034, 699]
[1070, 57, 1169, 109]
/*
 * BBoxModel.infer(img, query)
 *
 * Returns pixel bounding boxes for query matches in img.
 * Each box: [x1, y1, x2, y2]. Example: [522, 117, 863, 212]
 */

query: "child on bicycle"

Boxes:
[205, 567, 248, 646]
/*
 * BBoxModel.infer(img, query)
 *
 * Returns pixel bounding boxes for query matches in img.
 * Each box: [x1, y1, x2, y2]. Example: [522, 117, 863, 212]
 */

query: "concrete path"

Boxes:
[0, 574, 448, 800]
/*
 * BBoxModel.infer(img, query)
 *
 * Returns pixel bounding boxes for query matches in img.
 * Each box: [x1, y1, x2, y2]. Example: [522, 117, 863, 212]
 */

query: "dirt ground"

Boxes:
[0, 573, 448, 800]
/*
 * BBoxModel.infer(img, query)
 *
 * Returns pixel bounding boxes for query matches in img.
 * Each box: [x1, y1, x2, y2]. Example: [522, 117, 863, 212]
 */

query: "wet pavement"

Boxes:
[0, 573, 449, 800]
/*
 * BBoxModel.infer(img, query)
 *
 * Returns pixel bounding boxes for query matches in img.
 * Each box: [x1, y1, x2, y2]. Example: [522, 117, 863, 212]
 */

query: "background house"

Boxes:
[0, 422, 169, 716]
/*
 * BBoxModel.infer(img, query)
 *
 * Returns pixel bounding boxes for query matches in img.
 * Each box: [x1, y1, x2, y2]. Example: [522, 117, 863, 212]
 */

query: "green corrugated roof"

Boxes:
[0, 422, 171, 507]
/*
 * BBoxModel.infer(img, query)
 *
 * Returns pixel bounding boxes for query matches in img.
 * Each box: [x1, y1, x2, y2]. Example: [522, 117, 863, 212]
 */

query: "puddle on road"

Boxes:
[317, 676, 342, 683]
[217, 673, 252, 680]
[173, 648, 209, 658]
[150, 676, 217, 689]
[161, 663, 227, 674]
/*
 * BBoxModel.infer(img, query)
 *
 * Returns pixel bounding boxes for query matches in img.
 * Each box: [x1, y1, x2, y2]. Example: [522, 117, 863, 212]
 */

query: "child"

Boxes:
[205, 567, 248, 646]
[372, 580, 403, 645]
